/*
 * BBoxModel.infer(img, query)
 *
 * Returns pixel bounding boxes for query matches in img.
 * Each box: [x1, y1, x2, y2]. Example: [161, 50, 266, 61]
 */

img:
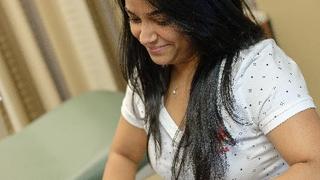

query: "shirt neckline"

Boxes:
[160, 97, 181, 140]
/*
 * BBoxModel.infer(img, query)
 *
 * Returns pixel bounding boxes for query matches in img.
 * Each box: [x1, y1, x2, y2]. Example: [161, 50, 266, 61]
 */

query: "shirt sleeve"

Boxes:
[235, 39, 316, 134]
[121, 85, 145, 129]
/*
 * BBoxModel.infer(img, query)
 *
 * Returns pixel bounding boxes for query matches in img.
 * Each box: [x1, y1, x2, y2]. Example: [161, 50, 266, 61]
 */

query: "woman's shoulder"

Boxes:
[237, 38, 285, 67]
[230, 38, 315, 133]
[232, 38, 297, 82]
[121, 84, 146, 129]
[240, 38, 277, 58]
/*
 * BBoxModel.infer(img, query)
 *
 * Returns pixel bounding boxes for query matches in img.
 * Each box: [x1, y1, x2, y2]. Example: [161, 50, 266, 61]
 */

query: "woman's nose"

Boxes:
[139, 23, 157, 45]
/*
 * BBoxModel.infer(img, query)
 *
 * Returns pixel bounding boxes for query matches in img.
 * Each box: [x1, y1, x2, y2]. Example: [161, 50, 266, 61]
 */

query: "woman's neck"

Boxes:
[171, 55, 198, 83]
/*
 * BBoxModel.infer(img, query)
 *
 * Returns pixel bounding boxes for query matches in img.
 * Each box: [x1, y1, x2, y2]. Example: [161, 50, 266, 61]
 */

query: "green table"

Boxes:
[0, 91, 125, 180]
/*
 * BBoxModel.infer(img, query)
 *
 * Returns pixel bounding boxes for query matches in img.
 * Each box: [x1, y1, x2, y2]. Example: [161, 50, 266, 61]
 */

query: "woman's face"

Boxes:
[125, 0, 196, 66]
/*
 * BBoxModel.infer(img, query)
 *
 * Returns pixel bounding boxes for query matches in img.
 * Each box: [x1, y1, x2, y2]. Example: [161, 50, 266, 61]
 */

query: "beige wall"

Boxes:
[257, 0, 320, 109]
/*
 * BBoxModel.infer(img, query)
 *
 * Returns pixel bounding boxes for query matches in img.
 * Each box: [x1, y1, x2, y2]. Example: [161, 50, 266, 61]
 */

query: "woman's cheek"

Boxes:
[130, 25, 140, 40]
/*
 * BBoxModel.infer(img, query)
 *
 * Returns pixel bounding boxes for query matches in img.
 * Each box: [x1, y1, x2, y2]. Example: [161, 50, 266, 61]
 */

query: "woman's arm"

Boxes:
[267, 108, 320, 179]
[103, 116, 147, 180]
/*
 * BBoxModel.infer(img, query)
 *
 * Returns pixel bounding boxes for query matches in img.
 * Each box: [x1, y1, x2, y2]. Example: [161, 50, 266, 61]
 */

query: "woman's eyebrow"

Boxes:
[146, 10, 161, 17]
[125, 7, 161, 17]
[124, 8, 136, 16]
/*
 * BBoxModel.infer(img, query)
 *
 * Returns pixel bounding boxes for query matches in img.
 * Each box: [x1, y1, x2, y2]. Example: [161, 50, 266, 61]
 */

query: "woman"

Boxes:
[103, 0, 320, 179]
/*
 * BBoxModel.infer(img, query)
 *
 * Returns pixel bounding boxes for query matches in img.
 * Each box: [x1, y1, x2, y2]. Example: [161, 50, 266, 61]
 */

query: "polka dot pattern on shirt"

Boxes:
[232, 39, 314, 134]
[121, 39, 315, 180]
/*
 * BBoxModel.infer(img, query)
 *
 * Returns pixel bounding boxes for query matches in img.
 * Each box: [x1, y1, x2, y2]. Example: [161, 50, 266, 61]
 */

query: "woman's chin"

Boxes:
[150, 56, 172, 66]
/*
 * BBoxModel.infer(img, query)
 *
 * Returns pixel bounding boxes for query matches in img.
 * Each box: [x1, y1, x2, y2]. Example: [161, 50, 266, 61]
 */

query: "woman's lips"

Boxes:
[147, 44, 169, 55]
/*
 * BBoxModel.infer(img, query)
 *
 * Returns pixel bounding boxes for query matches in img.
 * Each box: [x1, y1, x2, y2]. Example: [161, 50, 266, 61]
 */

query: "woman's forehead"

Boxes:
[125, 0, 157, 15]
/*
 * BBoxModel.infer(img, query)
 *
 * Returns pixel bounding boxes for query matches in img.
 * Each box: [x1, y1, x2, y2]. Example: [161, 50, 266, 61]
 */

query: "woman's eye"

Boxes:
[153, 16, 171, 26]
[155, 20, 170, 26]
[128, 17, 141, 24]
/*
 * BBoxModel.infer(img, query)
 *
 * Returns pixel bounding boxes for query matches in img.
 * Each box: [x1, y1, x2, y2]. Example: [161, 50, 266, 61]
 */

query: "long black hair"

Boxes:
[116, 0, 264, 179]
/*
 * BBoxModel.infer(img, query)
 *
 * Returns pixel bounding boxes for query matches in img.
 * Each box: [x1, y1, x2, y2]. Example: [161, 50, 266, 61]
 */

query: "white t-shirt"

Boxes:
[120, 39, 316, 180]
